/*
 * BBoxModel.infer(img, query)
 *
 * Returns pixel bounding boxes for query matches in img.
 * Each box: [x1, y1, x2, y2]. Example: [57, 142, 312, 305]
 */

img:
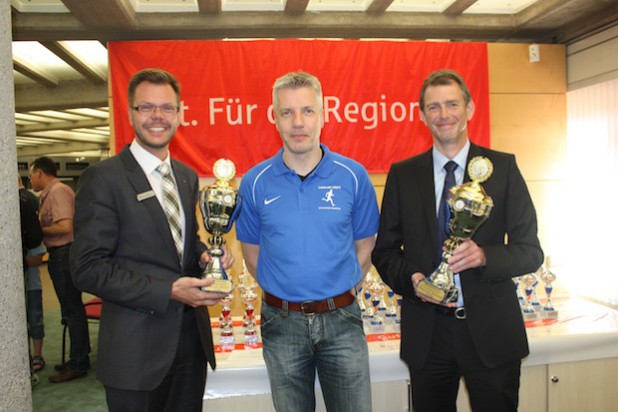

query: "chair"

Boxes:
[60, 296, 102, 365]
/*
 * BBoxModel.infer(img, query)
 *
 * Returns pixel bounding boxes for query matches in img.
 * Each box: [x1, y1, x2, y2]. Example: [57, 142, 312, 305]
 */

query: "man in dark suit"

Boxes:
[71, 69, 232, 412]
[372, 69, 543, 412]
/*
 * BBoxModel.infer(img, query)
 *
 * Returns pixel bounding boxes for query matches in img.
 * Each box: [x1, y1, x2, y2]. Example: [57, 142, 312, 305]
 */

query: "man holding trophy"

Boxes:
[372, 70, 543, 412]
[71, 69, 233, 412]
[236, 71, 379, 412]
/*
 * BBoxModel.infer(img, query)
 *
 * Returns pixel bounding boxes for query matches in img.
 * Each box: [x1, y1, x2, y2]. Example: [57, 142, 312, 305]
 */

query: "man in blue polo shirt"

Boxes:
[236, 71, 379, 412]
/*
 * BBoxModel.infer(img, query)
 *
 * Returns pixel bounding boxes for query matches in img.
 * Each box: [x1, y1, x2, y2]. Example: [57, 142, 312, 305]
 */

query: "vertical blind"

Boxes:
[566, 78, 618, 306]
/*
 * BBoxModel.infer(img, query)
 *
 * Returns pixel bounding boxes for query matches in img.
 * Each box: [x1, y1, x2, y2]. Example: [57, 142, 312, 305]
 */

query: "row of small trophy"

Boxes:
[358, 269, 401, 333]
[217, 262, 260, 350]
[516, 259, 558, 321]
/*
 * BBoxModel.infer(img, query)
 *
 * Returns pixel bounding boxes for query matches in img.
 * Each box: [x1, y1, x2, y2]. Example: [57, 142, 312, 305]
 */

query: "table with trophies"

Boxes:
[203, 267, 618, 408]
[199, 158, 618, 409]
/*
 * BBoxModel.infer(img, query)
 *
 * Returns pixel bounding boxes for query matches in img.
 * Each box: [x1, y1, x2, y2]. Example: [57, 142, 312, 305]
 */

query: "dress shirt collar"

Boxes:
[130, 139, 172, 175]
[432, 139, 471, 176]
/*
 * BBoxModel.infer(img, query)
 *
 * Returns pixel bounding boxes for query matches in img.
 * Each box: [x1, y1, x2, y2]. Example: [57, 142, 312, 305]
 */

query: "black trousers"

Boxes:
[48, 244, 90, 370]
[105, 310, 207, 412]
[410, 312, 521, 412]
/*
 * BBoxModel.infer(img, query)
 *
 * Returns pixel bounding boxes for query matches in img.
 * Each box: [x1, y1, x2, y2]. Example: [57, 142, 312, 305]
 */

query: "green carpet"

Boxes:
[31, 309, 106, 411]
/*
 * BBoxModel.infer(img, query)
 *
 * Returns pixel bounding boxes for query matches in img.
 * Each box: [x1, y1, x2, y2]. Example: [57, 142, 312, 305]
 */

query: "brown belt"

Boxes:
[263, 291, 356, 314]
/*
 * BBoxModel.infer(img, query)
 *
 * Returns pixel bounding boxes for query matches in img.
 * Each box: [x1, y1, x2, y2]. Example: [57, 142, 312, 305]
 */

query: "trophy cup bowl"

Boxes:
[416, 157, 494, 304]
[199, 159, 241, 294]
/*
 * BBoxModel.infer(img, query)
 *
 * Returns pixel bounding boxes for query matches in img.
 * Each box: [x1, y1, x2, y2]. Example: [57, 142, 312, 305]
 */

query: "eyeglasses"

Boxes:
[132, 104, 180, 115]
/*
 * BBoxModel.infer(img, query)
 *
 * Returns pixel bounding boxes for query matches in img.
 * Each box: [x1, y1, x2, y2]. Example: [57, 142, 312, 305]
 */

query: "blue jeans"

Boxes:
[261, 301, 372, 412]
[26, 290, 45, 339]
[48, 244, 90, 371]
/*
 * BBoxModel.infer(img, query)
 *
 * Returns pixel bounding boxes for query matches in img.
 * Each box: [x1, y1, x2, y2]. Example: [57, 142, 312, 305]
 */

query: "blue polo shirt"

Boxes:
[236, 144, 379, 302]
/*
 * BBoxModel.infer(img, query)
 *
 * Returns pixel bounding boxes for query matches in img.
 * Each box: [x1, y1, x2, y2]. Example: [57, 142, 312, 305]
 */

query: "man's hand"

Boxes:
[171, 277, 227, 307]
[447, 239, 486, 273]
[411, 272, 457, 308]
[199, 245, 235, 270]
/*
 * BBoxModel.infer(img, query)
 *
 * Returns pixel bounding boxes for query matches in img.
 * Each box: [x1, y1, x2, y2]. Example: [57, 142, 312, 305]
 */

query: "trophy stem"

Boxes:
[416, 236, 464, 304]
[202, 232, 233, 294]
[209, 233, 224, 248]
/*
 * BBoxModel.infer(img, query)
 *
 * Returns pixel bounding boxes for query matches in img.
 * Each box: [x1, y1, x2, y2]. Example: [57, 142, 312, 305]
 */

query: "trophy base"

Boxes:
[369, 319, 385, 334]
[219, 332, 235, 351]
[416, 279, 458, 304]
[541, 309, 558, 319]
[244, 331, 259, 349]
[522, 311, 539, 321]
[202, 278, 234, 294]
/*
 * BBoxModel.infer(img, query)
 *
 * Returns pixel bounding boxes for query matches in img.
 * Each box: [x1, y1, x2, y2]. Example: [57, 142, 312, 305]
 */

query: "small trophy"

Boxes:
[521, 273, 539, 321]
[384, 288, 399, 331]
[530, 269, 542, 308]
[417, 157, 494, 303]
[199, 159, 241, 294]
[513, 276, 526, 308]
[396, 295, 403, 331]
[356, 287, 369, 323]
[360, 272, 374, 329]
[369, 277, 385, 332]
[218, 292, 235, 350]
[240, 282, 259, 347]
[539, 260, 558, 319]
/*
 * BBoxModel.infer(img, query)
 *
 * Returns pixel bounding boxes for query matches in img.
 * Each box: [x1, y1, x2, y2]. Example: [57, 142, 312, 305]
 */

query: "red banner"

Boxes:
[109, 40, 489, 176]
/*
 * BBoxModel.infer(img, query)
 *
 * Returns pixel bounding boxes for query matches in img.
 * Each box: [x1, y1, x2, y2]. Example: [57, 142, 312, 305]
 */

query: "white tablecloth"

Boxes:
[204, 297, 618, 399]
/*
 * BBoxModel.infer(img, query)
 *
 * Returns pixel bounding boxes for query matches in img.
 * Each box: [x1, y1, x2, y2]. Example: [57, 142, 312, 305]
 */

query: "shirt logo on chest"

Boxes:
[318, 186, 342, 211]
[322, 189, 336, 207]
[264, 195, 281, 206]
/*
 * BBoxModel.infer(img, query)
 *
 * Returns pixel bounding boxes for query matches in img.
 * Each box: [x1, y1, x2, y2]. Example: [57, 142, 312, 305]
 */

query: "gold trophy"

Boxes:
[199, 159, 241, 294]
[417, 156, 494, 303]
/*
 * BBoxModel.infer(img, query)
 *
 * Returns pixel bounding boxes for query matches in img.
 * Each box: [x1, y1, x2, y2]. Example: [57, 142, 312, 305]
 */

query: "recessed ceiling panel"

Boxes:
[10, 0, 69, 13]
[387, 0, 454, 13]
[307, 0, 372, 12]
[222, 0, 284, 11]
[464, 0, 539, 14]
[132, 0, 199, 13]
[13, 41, 81, 81]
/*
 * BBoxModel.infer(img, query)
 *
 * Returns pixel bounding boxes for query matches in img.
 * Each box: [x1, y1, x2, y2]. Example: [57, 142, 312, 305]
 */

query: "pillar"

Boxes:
[0, 1, 33, 410]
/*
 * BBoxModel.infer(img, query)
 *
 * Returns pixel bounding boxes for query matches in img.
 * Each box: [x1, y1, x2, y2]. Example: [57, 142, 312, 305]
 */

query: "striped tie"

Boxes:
[157, 163, 183, 263]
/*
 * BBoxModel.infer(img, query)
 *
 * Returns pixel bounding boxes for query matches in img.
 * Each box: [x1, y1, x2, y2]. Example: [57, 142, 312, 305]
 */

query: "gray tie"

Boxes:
[156, 163, 183, 263]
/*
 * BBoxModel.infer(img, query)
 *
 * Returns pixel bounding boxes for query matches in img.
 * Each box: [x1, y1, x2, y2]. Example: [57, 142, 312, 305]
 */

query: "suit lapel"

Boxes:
[119, 147, 181, 267]
[417, 150, 439, 249]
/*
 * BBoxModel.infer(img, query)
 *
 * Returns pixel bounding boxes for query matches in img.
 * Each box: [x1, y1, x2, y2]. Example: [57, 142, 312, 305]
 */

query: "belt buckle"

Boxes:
[300, 301, 316, 315]
[454, 307, 466, 319]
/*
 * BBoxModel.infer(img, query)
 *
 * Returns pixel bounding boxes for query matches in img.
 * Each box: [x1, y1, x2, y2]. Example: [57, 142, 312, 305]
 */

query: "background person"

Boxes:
[18, 175, 44, 385]
[18, 176, 47, 373]
[29, 156, 90, 383]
